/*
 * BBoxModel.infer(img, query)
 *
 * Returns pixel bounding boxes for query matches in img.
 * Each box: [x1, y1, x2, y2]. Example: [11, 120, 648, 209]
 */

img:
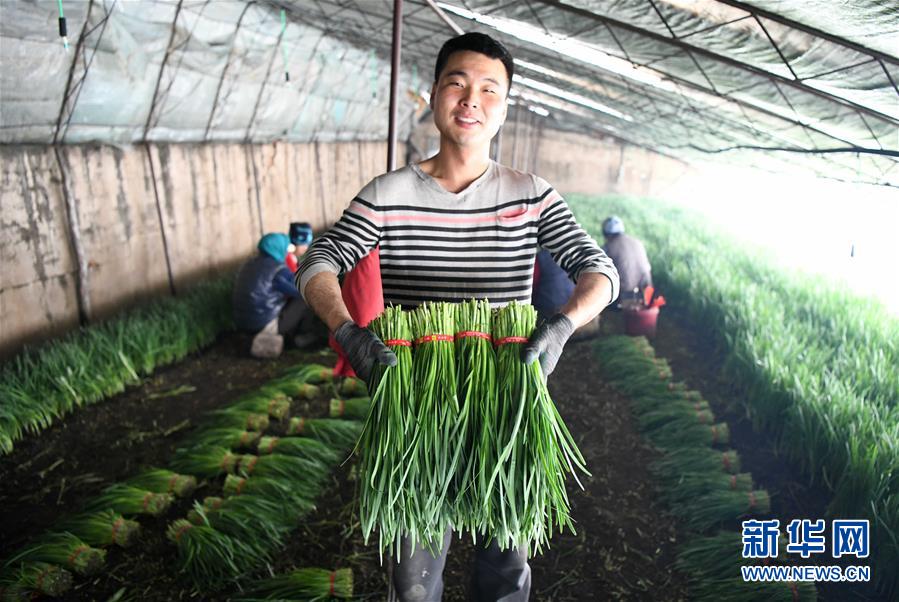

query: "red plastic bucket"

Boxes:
[624, 306, 660, 337]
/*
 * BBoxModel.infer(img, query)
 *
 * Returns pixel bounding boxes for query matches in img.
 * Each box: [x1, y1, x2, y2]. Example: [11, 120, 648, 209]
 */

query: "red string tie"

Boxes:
[414, 334, 454, 345]
[494, 336, 529, 346]
[455, 331, 492, 342]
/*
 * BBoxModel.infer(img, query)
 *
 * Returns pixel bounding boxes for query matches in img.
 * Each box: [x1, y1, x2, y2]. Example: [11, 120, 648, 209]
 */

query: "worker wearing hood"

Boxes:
[233, 233, 310, 357]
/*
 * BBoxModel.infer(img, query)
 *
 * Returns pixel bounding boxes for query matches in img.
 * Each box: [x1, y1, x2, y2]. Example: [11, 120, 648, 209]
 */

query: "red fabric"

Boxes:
[642, 285, 667, 308]
[285, 253, 298, 273]
[329, 247, 385, 377]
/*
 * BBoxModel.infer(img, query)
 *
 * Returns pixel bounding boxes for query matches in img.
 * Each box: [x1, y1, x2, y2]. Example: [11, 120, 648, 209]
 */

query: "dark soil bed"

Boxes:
[1, 306, 885, 600]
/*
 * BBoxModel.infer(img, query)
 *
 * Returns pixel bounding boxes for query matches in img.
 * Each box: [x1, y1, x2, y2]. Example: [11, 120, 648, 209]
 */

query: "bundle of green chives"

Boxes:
[205, 409, 270, 432]
[453, 299, 496, 534]
[358, 306, 415, 558]
[338, 377, 367, 397]
[11, 533, 105, 576]
[661, 472, 753, 506]
[408, 302, 460, 551]
[652, 448, 741, 477]
[223, 474, 314, 507]
[638, 404, 715, 431]
[186, 498, 294, 556]
[170, 446, 242, 478]
[230, 396, 292, 421]
[256, 436, 339, 465]
[57, 510, 140, 548]
[238, 567, 354, 600]
[676, 531, 786, 576]
[166, 519, 255, 590]
[286, 417, 362, 451]
[648, 422, 731, 448]
[185, 427, 262, 450]
[211, 492, 314, 526]
[677, 533, 815, 601]
[265, 378, 322, 400]
[126, 469, 197, 498]
[281, 363, 334, 383]
[487, 302, 588, 553]
[237, 453, 329, 485]
[631, 394, 709, 417]
[669, 489, 771, 531]
[189, 496, 224, 517]
[329, 397, 371, 420]
[0, 562, 72, 597]
[87, 484, 173, 516]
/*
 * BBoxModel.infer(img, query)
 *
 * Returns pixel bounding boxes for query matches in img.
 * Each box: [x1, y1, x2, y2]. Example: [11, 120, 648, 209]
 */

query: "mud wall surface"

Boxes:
[1, 141, 397, 358]
[3, 117, 689, 359]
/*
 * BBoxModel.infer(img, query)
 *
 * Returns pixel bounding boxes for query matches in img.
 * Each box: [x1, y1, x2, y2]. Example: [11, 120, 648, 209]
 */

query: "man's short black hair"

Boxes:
[434, 32, 514, 92]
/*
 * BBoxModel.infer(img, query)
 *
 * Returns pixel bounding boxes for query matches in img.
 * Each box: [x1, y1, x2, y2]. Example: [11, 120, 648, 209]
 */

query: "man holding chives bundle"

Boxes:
[297, 32, 618, 602]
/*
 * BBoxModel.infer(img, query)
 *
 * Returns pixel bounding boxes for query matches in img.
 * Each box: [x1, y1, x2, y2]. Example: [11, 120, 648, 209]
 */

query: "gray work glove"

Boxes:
[521, 313, 575, 378]
[333, 320, 397, 383]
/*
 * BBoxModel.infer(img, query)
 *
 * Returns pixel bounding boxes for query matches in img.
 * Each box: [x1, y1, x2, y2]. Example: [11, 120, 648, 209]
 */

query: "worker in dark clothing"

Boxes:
[233, 233, 316, 358]
[601, 216, 652, 306]
[532, 249, 600, 339]
[532, 249, 575, 321]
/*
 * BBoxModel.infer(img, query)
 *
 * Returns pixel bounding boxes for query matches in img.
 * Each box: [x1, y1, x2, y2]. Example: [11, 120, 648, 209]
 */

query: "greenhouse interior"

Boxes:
[1, 0, 897, 600]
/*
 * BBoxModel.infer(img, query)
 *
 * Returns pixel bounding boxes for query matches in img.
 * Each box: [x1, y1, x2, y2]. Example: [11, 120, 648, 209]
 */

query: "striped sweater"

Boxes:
[297, 161, 619, 308]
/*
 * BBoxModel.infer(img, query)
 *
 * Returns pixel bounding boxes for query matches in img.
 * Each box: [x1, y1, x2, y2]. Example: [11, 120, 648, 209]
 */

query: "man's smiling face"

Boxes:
[430, 50, 509, 150]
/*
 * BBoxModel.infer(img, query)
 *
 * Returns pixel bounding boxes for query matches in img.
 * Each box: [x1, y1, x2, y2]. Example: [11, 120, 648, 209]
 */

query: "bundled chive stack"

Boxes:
[236, 567, 353, 600]
[3, 360, 358, 597]
[453, 300, 497, 535]
[359, 301, 587, 556]
[595, 335, 791, 600]
[358, 306, 416, 558]
[160, 363, 358, 590]
[488, 302, 588, 552]
[408, 302, 460, 552]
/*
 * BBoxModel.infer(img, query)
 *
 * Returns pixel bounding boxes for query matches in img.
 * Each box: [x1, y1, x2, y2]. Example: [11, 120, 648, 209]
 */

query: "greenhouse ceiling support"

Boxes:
[443, 1, 880, 165]
[144, 144, 177, 296]
[425, 0, 464, 35]
[388, 0, 404, 171]
[508, 0, 898, 163]
[205, 1, 257, 140]
[143, 0, 184, 141]
[53, 147, 91, 325]
[535, 0, 899, 127]
[52, 0, 96, 145]
[244, 7, 288, 142]
[715, 0, 899, 66]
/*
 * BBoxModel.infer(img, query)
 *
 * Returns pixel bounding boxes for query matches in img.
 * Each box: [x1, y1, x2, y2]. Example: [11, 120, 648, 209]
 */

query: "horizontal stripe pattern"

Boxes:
[298, 162, 619, 307]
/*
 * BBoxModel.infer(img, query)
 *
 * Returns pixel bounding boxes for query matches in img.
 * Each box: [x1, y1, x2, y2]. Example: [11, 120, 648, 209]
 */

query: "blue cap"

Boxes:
[289, 222, 313, 246]
[602, 216, 625, 236]
[258, 233, 291, 262]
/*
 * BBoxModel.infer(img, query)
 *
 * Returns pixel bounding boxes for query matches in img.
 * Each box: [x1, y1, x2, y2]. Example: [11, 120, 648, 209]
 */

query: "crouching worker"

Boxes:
[233, 233, 318, 358]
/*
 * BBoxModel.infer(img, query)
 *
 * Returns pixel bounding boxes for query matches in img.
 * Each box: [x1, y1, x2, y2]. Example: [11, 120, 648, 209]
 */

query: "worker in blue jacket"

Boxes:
[233, 233, 315, 358]
[532, 248, 600, 339]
